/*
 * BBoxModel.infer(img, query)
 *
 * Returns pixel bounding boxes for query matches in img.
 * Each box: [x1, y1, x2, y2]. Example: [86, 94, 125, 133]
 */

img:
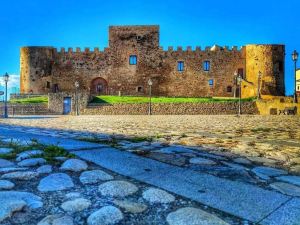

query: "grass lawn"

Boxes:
[91, 95, 255, 104]
[9, 96, 48, 104]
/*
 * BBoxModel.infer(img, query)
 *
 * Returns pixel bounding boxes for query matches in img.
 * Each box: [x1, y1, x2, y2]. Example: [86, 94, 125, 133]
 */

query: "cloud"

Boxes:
[0, 74, 20, 89]
[0, 75, 20, 99]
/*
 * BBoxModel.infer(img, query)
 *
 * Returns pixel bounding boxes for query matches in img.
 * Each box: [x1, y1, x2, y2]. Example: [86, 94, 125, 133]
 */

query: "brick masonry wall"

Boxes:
[82, 102, 258, 115]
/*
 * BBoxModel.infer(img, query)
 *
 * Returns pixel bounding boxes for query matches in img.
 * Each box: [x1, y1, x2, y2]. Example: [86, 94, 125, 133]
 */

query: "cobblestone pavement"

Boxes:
[0, 115, 300, 224]
[1, 115, 300, 173]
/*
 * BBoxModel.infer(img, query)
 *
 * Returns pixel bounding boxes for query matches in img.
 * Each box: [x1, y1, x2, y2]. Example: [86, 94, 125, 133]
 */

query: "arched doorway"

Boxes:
[90, 77, 108, 95]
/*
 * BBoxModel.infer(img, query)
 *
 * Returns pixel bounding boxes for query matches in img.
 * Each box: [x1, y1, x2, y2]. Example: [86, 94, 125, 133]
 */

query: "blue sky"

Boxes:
[0, 0, 299, 96]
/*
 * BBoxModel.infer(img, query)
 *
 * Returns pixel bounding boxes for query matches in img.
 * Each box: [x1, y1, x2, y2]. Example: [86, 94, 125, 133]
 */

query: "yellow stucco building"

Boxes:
[297, 69, 300, 96]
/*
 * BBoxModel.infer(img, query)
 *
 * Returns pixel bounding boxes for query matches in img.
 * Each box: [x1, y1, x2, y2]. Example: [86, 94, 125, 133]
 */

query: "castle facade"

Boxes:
[20, 25, 285, 98]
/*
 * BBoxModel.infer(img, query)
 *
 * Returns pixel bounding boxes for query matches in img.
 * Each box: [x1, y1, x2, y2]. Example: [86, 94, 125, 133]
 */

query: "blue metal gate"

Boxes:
[63, 97, 72, 115]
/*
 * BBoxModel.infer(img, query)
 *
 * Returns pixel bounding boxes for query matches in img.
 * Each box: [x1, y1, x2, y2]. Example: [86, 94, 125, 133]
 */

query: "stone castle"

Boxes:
[20, 25, 285, 98]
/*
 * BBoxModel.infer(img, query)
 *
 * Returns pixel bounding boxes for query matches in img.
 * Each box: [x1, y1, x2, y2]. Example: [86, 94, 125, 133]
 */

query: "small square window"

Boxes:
[178, 61, 184, 72]
[227, 86, 232, 92]
[203, 61, 210, 71]
[137, 86, 143, 92]
[209, 79, 214, 86]
[129, 55, 137, 65]
[46, 81, 51, 88]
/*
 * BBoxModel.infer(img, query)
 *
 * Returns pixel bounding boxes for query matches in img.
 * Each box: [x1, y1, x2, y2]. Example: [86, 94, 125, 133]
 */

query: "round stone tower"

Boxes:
[20, 47, 55, 94]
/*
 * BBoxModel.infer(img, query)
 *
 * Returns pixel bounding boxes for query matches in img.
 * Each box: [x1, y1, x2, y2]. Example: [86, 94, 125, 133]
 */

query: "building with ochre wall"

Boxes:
[20, 25, 285, 98]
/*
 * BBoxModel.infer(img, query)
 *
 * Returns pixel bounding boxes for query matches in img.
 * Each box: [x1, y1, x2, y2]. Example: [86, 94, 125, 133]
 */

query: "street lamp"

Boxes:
[3, 73, 9, 118]
[236, 72, 242, 116]
[74, 81, 80, 116]
[234, 71, 238, 98]
[257, 71, 262, 100]
[292, 50, 298, 103]
[148, 78, 153, 115]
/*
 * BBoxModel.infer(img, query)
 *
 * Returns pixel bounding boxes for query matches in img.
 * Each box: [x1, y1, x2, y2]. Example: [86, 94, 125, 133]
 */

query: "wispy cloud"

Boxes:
[0, 74, 20, 89]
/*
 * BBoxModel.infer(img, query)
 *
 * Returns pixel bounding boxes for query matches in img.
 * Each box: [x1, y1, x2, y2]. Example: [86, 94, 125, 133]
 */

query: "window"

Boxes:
[129, 55, 137, 65]
[227, 86, 232, 93]
[53, 84, 59, 93]
[278, 61, 283, 72]
[209, 79, 214, 86]
[177, 61, 184, 72]
[203, 61, 210, 71]
[238, 68, 244, 78]
[46, 81, 51, 88]
[137, 86, 143, 92]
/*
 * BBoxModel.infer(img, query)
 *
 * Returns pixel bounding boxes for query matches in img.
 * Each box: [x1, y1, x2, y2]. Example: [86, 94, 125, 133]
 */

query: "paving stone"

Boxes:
[233, 158, 252, 165]
[113, 200, 148, 213]
[276, 175, 300, 186]
[157, 146, 196, 154]
[38, 173, 74, 192]
[0, 159, 14, 168]
[251, 166, 287, 177]
[1, 171, 39, 180]
[0, 167, 27, 173]
[189, 157, 216, 165]
[166, 207, 229, 225]
[37, 165, 53, 174]
[147, 152, 186, 166]
[0, 180, 15, 190]
[270, 182, 300, 197]
[65, 192, 81, 199]
[98, 180, 138, 197]
[0, 199, 26, 222]
[79, 170, 113, 184]
[60, 159, 88, 172]
[18, 158, 46, 167]
[0, 148, 13, 155]
[87, 206, 123, 225]
[142, 188, 175, 204]
[16, 150, 44, 161]
[37, 214, 74, 225]
[73, 148, 290, 222]
[260, 198, 300, 225]
[61, 198, 91, 213]
[54, 157, 67, 162]
[0, 191, 43, 209]
[221, 162, 248, 170]
[247, 157, 277, 165]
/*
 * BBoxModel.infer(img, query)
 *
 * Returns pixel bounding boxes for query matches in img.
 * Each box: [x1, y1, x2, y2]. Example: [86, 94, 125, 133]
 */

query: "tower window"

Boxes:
[209, 79, 214, 86]
[203, 61, 210, 71]
[129, 55, 137, 65]
[177, 61, 184, 72]
[137, 86, 143, 92]
[227, 86, 232, 92]
[238, 68, 244, 78]
[46, 81, 51, 88]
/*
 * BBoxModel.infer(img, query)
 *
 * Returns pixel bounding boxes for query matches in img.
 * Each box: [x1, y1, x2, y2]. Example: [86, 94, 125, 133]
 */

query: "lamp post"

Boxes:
[3, 73, 9, 118]
[236, 72, 242, 116]
[257, 71, 262, 100]
[74, 81, 79, 116]
[148, 78, 153, 115]
[292, 50, 298, 103]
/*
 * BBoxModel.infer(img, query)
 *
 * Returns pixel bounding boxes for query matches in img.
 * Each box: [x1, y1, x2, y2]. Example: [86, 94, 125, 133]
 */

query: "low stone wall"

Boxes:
[0, 103, 56, 115]
[82, 102, 258, 115]
[48, 92, 89, 114]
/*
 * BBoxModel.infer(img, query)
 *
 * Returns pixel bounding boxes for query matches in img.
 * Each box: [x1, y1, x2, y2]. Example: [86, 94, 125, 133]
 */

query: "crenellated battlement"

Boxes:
[53, 47, 109, 54]
[162, 45, 244, 54]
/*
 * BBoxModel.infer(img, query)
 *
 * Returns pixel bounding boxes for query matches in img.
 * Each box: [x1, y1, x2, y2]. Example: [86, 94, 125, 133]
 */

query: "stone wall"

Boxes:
[20, 25, 285, 99]
[48, 91, 89, 114]
[82, 102, 258, 115]
[0, 103, 55, 115]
